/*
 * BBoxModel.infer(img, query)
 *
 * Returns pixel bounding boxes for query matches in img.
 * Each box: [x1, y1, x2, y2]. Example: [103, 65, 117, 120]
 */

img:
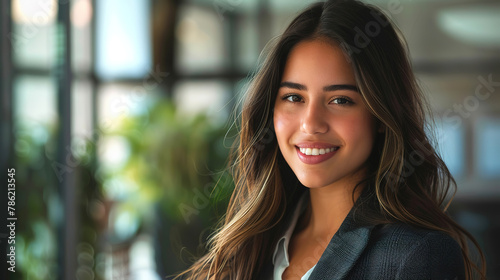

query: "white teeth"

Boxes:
[299, 147, 338, 156]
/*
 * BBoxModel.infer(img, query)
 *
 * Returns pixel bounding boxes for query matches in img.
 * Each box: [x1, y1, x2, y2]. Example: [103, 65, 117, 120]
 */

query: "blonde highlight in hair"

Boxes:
[177, 1, 486, 279]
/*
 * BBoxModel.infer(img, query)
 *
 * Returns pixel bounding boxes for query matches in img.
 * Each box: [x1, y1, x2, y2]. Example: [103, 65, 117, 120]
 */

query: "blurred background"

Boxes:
[0, 0, 499, 279]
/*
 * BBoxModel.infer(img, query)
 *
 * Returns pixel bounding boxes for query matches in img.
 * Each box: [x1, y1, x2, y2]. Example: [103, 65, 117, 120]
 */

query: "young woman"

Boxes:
[178, 0, 486, 279]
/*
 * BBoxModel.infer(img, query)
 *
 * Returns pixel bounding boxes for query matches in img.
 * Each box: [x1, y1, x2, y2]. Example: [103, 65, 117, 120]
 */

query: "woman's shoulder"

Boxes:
[370, 222, 460, 247]
[367, 222, 464, 260]
[352, 222, 466, 279]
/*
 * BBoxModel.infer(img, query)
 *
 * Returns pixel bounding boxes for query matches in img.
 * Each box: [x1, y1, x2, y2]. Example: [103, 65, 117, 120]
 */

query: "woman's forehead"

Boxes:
[281, 40, 356, 87]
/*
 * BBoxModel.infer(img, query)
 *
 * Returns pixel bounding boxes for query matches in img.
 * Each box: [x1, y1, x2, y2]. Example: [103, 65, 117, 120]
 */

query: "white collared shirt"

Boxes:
[272, 194, 316, 280]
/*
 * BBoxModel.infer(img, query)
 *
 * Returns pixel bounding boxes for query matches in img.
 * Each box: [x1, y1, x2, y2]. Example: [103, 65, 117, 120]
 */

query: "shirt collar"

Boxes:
[272, 193, 309, 265]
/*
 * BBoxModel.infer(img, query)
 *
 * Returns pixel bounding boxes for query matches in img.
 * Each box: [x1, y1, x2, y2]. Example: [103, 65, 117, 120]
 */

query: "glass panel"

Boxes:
[191, 0, 259, 15]
[270, 12, 297, 39]
[95, 0, 151, 79]
[173, 80, 231, 125]
[96, 82, 158, 197]
[96, 84, 165, 278]
[176, 5, 227, 74]
[236, 15, 259, 71]
[97, 83, 158, 133]
[71, 0, 93, 73]
[129, 237, 162, 280]
[72, 80, 94, 162]
[269, 0, 317, 13]
[72, 79, 93, 139]
[14, 75, 57, 129]
[11, 0, 57, 69]
[475, 117, 500, 178]
[437, 4, 500, 48]
[435, 120, 465, 178]
[13, 74, 59, 279]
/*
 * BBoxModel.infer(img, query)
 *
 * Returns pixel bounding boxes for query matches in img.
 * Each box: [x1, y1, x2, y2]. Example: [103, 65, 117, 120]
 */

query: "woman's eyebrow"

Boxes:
[279, 81, 307, 90]
[323, 84, 359, 92]
[279, 81, 358, 92]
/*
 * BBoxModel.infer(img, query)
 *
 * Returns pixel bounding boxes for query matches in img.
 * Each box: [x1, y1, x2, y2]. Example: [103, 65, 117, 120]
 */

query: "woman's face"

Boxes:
[273, 40, 378, 190]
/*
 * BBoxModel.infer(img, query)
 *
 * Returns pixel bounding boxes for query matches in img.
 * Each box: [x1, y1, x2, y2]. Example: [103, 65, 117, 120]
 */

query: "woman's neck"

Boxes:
[299, 182, 364, 240]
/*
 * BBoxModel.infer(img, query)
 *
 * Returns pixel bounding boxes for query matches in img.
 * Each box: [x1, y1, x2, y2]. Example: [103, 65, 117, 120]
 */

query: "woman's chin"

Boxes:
[297, 178, 332, 190]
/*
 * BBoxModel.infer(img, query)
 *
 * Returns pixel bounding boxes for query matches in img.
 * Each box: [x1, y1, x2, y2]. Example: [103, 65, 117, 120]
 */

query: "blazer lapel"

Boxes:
[308, 210, 375, 279]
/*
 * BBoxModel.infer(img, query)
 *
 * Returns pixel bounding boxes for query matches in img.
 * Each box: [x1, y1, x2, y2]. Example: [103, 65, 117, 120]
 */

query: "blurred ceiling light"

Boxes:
[438, 4, 500, 47]
[71, 0, 93, 28]
[12, 0, 57, 25]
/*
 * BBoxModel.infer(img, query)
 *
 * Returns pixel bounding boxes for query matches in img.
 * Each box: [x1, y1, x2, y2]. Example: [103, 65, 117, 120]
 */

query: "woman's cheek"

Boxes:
[335, 113, 376, 144]
[274, 109, 294, 131]
[274, 109, 296, 146]
[333, 115, 359, 136]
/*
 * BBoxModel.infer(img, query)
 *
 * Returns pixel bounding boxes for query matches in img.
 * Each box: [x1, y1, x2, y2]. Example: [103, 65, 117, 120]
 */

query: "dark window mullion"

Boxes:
[56, 1, 76, 279]
[0, 0, 13, 277]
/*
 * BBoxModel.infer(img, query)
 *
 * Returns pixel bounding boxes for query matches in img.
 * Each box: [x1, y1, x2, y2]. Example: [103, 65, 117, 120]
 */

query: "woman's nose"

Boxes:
[301, 102, 329, 134]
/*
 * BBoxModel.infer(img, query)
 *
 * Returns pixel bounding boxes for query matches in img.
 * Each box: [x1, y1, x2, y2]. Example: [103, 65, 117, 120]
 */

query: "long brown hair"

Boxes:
[178, 1, 486, 279]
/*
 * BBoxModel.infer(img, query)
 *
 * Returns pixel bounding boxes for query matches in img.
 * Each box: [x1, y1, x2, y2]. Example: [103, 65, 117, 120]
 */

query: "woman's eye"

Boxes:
[284, 94, 302, 103]
[331, 97, 353, 106]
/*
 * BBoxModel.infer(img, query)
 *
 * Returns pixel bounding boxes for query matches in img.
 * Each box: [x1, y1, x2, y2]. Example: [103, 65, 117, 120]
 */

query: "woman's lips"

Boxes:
[295, 146, 339, 164]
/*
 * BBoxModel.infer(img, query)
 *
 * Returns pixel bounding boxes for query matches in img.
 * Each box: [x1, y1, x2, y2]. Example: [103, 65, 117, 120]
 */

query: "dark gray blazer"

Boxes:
[262, 206, 465, 280]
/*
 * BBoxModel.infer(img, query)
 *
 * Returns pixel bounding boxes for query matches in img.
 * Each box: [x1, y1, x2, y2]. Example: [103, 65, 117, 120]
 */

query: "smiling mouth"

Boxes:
[298, 147, 339, 156]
